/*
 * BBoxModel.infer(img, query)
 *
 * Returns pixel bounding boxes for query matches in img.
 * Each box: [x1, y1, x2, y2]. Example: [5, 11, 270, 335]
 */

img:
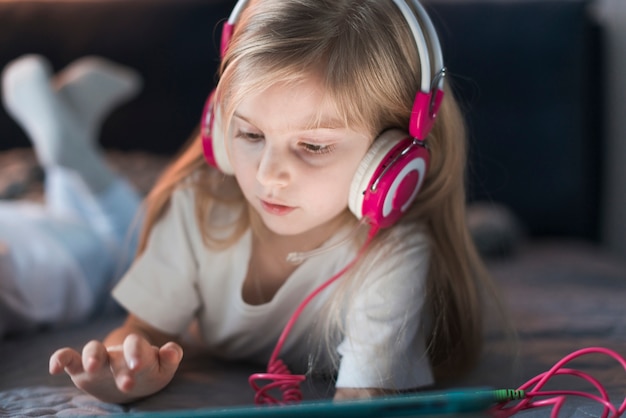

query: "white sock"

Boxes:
[2, 55, 66, 167]
[1, 54, 142, 193]
[54, 55, 142, 143]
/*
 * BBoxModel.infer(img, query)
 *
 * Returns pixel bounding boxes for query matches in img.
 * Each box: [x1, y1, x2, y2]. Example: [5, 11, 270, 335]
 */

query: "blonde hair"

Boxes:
[139, 0, 498, 385]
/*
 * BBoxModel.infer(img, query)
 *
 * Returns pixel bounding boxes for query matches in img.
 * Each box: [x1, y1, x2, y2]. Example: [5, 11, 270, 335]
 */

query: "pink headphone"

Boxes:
[201, 0, 446, 229]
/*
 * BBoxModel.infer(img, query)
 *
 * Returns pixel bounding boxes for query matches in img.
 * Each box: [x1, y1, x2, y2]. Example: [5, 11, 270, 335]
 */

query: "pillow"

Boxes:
[467, 201, 525, 258]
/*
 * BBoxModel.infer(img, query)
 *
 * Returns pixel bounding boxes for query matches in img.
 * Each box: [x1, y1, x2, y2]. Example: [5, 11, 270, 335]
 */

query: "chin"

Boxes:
[260, 219, 310, 237]
[257, 213, 326, 237]
[251, 204, 345, 238]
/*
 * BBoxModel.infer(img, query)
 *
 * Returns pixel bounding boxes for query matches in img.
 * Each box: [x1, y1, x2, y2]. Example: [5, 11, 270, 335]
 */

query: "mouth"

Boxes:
[260, 199, 295, 216]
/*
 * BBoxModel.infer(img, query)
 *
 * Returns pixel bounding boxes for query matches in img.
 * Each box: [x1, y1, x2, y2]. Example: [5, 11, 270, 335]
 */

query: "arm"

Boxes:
[49, 314, 183, 404]
[334, 388, 389, 400]
[333, 227, 432, 400]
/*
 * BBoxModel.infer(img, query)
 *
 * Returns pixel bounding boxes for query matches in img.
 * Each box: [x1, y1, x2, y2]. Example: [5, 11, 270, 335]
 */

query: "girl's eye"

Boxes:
[235, 130, 264, 142]
[301, 142, 336, 155]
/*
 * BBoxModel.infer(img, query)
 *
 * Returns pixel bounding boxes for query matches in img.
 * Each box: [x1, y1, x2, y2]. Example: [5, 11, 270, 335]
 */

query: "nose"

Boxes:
[256, 145, 289, 188]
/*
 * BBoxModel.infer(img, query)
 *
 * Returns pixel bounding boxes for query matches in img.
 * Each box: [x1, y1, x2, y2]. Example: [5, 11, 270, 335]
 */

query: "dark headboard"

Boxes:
[0, 0, 235, 153]
[429, 0, 603, 241]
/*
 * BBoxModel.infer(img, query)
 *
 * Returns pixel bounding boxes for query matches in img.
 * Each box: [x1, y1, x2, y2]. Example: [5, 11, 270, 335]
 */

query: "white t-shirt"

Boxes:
[112, 186, 433, 390]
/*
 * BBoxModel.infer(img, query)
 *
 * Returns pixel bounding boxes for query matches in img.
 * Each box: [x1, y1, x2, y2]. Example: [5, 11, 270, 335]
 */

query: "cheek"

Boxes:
[230, 139, 255, 165]
[304, 166, 355, 211]
[230, 141, 257, 175]
[230, 158, 258, 200]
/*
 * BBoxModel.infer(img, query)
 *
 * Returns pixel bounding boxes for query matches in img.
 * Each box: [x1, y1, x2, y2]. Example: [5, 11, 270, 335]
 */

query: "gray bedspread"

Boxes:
[1, 240, 625, 417]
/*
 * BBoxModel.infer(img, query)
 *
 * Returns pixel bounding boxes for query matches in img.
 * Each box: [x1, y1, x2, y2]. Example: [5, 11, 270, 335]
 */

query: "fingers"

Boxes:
[49, 340, 110, 376]
[82, 340, 109, 373]
[122, 333, 157, 372]
[158, 342, 184, 375]
[49, 347, 84, 375]
[112, 335, 182, 394]
[49, 335, 184, 402]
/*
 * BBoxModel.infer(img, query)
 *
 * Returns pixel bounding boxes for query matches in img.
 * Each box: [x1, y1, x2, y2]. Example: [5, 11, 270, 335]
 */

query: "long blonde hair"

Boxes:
[139, 0, 496, 384]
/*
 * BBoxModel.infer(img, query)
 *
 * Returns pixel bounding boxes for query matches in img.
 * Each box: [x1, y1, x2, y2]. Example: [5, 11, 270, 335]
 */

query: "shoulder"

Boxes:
[359, 224, 429, 304]
[361, 222, 430, 278]
[160, 183, 196, 220]
[382, 222, 429, 254]
[341, 223, 430, 308]
[171, 182, 197, 207]
[146, 185, 199, 236]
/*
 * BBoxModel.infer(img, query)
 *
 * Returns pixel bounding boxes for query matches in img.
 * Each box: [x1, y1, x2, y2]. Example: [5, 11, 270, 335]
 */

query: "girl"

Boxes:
[0, 54, 142, 337]
[50, 0, 495, 405]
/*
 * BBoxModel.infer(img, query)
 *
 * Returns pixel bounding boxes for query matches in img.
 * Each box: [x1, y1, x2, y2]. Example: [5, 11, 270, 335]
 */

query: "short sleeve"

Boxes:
[112, 187, 202, 335]
[335, 228, 433, 390]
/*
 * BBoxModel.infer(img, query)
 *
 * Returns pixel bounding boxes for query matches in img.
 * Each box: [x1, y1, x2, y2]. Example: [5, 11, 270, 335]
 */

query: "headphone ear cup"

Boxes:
[348, 129, 430, 229]
[201, 91, 234, 175]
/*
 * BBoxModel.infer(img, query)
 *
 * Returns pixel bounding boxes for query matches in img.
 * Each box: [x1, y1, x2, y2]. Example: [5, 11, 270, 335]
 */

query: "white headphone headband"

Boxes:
[227, 0, 444, 94]
[391, 0, 445, 94]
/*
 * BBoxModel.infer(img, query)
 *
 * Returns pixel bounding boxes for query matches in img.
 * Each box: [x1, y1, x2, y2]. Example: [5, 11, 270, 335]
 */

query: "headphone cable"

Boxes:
[249, 223, 380, 405]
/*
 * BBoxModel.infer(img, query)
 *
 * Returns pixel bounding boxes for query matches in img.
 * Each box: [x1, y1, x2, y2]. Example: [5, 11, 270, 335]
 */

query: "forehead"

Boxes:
[221, 61, 376, 135]
[235, 78, 349, 131]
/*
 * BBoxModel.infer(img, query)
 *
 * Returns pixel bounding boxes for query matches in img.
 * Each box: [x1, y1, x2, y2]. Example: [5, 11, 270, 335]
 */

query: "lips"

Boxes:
[260, 199, 295, 216]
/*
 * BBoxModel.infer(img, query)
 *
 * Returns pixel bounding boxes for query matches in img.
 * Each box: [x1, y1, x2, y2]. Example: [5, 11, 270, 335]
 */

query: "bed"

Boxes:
[2, 162, 626, 416]
[1, 0, 625, 416]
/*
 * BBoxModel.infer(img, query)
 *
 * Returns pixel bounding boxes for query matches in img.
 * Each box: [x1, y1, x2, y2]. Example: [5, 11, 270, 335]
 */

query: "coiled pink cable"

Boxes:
[492, 346, 626, 417]
[248, 226, 379, 405]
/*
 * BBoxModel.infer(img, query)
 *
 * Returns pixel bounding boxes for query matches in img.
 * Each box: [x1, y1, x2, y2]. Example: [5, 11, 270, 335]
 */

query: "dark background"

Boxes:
[0, 0, 603, 241]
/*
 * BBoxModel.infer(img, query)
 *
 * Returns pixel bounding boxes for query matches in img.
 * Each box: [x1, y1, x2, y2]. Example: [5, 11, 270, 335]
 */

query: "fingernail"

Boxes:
[128, 358, 137, 370]
[87, 357, 97, 371]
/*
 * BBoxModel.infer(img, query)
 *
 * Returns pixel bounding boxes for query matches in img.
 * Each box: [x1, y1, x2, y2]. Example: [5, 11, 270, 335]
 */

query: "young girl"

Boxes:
[0, 54, 142, 337]
[50, 0, 494, 405]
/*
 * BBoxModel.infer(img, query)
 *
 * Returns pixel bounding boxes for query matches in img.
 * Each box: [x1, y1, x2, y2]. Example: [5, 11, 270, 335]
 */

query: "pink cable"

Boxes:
[248, 225, 380, 405]
[492, 346, 626, 417]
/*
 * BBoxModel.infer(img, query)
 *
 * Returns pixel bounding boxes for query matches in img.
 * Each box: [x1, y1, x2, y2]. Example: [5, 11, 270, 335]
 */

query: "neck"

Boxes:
[249, 208, 354, 260]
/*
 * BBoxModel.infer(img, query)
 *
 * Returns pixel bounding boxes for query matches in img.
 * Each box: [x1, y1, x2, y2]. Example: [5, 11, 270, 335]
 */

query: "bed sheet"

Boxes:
[1, 241, 625, 417]
[465, 241, 626, 416]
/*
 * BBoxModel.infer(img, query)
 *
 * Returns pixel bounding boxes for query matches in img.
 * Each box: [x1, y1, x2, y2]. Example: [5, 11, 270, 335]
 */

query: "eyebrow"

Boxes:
[233, 111, 346, 131]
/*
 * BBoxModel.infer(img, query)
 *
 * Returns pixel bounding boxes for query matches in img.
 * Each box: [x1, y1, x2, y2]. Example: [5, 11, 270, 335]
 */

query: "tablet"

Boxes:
[117, 387, 522, 418]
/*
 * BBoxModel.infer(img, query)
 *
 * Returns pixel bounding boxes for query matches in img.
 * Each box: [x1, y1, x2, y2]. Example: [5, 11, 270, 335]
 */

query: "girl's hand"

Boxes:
[49, 333, 183, 404]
